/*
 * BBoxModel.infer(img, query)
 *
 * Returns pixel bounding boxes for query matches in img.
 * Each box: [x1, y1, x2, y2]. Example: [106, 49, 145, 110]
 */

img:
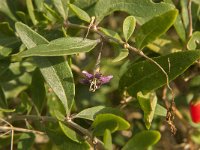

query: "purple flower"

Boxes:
[80, 70, 113, 92]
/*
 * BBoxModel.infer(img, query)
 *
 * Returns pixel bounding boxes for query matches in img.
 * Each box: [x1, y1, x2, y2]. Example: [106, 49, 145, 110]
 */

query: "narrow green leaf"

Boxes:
[0, 0, 18, 21]
[137, 92, 157, 129]
[59, 122, 82, 143]
[122, 130, 161, 150]
[15, 22, 75, 114]
[123, 16, 136, 42]
[119, 50, 200, 96]
[34, 0, 44, 11]
[43, 3, 60, 23]
[112, 49, 129, 62]
[99, 27, 122, 42]
[0, 85, 7, 108]
[103, 129, 112, 150]
[93, 0, 174, 24]
[155, 104, 167, 117]
[92, 114, 130, 136]
[164, 0, 186, 42]
[26, 0, 38, 25]
[180, 0, 189, 30]
[69, 3, 91, 23]
[17, 133, 35, 150]
[52, 0, 69, 20]
[31, 69, 46, 113]
[136, 9, 178, 49]
[0, 108, 15, 112]
[17, 37, 99, 57]
[187, 32, 200, 50]
[74, 106, 124, 121]
[74, 106, 105, 121]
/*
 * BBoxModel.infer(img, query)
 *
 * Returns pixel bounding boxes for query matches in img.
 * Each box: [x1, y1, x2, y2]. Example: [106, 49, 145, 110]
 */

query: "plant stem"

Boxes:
[188, 0, 193, 37]
[6, 115, 104, 149]
[0, 126, 45, 135]
[67, 21, 172, 99]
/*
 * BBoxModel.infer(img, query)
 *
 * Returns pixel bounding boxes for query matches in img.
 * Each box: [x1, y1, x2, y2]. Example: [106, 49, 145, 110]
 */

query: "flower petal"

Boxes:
[80, 78, 90, 84]
[100, 75, 113, 84]
[82, 70, 93, 79]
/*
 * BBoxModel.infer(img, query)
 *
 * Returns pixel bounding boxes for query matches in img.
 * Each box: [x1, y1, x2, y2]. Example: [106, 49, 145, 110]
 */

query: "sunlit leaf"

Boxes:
[137, 91, 157, 129]
[93, 0, 174, 24]
[123, 16, 136, 42]
[187, 32, 200, 50]
[119, 50, 200, 96]
[15, 22, 75, 114]
[17, 37, 99, 57]
[103, 129, 112, 150]
[69, 3, 91, 23]
[135, 9, 178, 49]
[122, 130, 161, 150]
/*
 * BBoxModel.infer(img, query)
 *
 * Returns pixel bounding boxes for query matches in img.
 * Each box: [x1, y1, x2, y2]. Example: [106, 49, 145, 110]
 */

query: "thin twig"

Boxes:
[67, 22, 173, 98]
[0, 130, 11, 137]
[187, 0, 193, 38]
[0, 126, 45, 135]
[6, 115, 104, 149]
[11, 130, 14, 150]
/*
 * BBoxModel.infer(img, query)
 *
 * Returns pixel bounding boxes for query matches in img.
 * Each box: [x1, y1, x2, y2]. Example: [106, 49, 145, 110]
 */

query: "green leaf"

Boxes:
[123, 16, 136, 42]
[17, 37, 99, 57]
[155, 104, 167, 117]
[135, 9, 178, 49]
[164, 0, 186, 42]
[103, 129, 112, 150]
[74, 106, 124, 121]
[17, 133, 35, 150]
[15, 22, 75, 114]
[122, 130, 161, 150]
[0, 59, 10, 76]
[0, 0, 18, 21]
[0, 107, 15, 112]
[69, 3, 91, 23]
[72, 0, 98, 9]
[93, 0, 174, 24]
[147, 37, 182, 55]
[46, 125, 90, 150]
[137, 92, 157, 129]
[54, 109, 66, 121]
[1, 72, 32, 99]
[52, 0, 69, 20]
[74, 106, 105, 121]
[187, 32, 200, 50]
[99, 27, 122, 42]
[112, 49, 129, 62]
[180, 0, 189, 30]
[31, 68, 46, 113]
[34, 0, 44, 11]
[0, 85, 7, 108]
[92, 114, 130, 136]
[59, 121, 82, 143]
[26, 0, 38, 25]
[119, 50, 200, 96]
[93, 120, 118, 136]
[43, 3, 60, 23]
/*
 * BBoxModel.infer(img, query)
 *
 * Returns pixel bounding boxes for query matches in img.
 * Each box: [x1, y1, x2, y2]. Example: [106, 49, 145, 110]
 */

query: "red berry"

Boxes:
[190, 101, 200, 123]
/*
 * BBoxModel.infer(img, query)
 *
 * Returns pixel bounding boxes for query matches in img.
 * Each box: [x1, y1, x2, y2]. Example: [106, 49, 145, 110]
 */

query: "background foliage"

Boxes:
[0, 0, 200, 149]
